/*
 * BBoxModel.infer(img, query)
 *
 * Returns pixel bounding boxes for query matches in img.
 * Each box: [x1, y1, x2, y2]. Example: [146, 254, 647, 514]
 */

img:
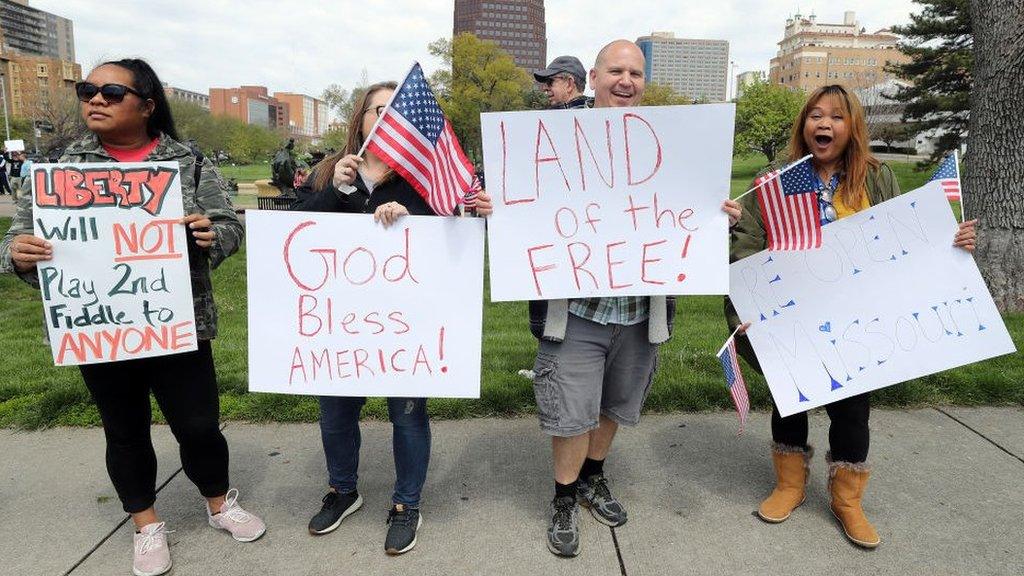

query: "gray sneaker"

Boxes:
[577, 473, 627, 527]
[546, 495, 580, 557]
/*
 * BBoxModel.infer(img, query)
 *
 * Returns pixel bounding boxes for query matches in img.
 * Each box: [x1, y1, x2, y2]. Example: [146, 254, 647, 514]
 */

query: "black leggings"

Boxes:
[771, 392, 871, 463]
[79, 341, 229, 513]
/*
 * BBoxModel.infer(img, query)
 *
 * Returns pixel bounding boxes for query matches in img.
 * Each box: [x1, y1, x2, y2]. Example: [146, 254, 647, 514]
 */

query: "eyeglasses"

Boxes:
[75, 82, 145, 103]
[364, 105, 386, 117]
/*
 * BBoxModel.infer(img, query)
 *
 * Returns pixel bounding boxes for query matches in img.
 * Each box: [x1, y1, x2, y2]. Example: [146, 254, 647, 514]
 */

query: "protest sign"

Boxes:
[729, 183, 1016, 417]
[246, 212, 485, 398]
[481, 104, 735, 301]
[31, 162, 197, 366]
[4, 139, 25, 152]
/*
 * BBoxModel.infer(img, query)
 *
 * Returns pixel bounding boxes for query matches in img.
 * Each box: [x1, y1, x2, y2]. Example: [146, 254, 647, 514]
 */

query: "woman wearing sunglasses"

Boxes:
[0, 59, 264, 576]
[726, 84, 976, 549]
[291, 81, 491, 555]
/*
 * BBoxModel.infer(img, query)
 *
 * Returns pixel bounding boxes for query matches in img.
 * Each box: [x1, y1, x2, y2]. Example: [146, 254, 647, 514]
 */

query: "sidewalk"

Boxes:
[2, 408, 1021, 576]
[0, 194, 15, 218]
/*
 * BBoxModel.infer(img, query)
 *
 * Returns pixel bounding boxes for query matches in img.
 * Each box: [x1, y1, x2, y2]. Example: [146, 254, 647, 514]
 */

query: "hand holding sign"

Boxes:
[9, 234, 53, 271]
[482, 104, 736, 301]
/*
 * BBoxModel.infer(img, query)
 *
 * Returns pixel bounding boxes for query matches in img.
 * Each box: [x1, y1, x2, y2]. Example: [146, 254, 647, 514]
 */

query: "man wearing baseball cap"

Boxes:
[533, 55, 591, 110]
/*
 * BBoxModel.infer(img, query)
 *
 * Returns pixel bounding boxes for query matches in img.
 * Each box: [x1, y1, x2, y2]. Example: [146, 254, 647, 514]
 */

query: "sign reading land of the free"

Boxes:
[729, 183, 1016, 417]
[246, 212, 485, 398]
[31, 162, 197, 366]
[481, 104, 735, 302]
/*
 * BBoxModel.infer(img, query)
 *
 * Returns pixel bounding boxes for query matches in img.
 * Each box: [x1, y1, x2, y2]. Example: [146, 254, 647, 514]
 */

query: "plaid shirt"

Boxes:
[569, 297, 649, 326]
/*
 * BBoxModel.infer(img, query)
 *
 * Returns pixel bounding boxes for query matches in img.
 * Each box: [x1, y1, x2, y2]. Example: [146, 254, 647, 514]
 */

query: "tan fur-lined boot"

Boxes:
[827, 453, 880, 548]
[757, 443, 813, 523]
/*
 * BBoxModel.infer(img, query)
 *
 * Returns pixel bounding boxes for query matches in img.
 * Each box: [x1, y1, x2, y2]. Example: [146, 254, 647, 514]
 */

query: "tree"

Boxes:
[888, 0, 972, 163]
[732, 80, 805, 162]
[966, 0, 1024, 311]
[20, 89, 85, 156]
[871, 122, 913, 151]
[640, 83, 691, 106]
[428, 33, 533, 161]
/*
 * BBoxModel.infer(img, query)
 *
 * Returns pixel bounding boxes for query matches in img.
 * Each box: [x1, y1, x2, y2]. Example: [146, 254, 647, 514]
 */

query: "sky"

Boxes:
[34, 0, 922, 106]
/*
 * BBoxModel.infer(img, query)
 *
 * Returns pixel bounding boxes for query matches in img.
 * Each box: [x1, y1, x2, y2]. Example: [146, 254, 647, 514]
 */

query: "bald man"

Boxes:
[533, 40, 742, 557]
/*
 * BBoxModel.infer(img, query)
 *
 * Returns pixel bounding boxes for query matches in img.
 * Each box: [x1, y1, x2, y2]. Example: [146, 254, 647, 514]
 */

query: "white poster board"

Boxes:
[729, 183, 1016, 417]
[5, 139, 25, 152]
[246, 212, 485, 398]
[31, 162, 197, 365]
[481, 104, 735, 301]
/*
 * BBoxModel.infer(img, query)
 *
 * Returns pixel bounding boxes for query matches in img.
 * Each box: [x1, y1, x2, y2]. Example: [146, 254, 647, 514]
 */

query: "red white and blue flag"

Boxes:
[930, 151, 961, 202]
[361, 62, 479, 216]
[717, 333, 750, 434]
[755, 155, 821, 251]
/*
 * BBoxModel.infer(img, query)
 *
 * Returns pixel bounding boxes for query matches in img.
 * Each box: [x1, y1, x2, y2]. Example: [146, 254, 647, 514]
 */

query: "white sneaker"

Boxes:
[207, 488, 267, 542]
[133, 522, 172, 576]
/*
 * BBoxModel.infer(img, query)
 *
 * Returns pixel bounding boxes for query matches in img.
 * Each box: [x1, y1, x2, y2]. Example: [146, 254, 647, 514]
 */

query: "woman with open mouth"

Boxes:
[724, 84, 977, 550]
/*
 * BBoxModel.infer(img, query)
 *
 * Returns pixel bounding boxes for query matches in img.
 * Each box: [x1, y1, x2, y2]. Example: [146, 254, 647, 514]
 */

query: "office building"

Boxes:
[163, 83, 211, 110]
[209, 85, 290, 132]
[274, 92, 329, 139]
[454, 0, 546, 72]
[635, 32, 729, 102]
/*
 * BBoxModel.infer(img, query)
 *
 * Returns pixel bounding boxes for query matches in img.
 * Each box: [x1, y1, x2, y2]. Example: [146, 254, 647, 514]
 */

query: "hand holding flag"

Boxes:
[737, 154, 821, 251]
[359, 62, 479, 216]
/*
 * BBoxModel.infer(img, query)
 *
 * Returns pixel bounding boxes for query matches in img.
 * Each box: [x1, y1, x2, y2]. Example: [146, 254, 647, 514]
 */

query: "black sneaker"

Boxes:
[547, 495, 580, 557]
[308, 490, 363, 535]
[577, 473, 627, 527]
[384, 504, 422, 555]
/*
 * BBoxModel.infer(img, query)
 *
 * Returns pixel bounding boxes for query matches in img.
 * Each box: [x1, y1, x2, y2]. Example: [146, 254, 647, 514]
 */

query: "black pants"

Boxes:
[0, 171, 11, 194]
[79, 341, 229, 513]
[771, 392, 871, 463]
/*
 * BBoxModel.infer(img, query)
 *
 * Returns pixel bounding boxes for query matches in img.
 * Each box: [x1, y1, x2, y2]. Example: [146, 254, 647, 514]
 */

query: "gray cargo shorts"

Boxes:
[532, 314, 659, 437]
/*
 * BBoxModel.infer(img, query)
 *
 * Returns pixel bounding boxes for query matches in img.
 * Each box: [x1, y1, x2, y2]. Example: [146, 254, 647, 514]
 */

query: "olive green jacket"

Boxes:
[0, 133, 243, 340]
[724, 162, 901, 369]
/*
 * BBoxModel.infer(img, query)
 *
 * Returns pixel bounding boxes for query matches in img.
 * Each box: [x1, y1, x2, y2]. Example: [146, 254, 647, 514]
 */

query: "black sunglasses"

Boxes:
[75, 82, 146, 103]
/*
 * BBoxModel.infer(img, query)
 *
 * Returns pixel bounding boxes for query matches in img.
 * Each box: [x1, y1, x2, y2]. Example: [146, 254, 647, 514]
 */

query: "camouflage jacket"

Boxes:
[0, 133, 243, 340]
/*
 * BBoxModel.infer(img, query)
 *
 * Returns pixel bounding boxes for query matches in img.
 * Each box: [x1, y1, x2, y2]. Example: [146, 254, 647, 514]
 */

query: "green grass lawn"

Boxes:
[1, 156, 1017, 428]
[218, 163, 271, 183]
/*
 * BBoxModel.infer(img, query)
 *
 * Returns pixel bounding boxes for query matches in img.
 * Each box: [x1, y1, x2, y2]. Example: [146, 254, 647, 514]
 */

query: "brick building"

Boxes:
[273, 92, 329, 139]
[209, 86, 289, 132]
[769, 10, 910, 92]
[454, 0, 546, 72]
[0, 0, 81, 119]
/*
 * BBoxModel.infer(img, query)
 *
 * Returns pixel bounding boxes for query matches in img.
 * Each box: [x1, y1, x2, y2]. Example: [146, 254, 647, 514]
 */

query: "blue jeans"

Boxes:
[318, 396, 430, 507]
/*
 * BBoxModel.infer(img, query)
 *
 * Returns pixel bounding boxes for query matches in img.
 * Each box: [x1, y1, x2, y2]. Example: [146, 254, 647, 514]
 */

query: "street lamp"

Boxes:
[0, 73, 10, 141]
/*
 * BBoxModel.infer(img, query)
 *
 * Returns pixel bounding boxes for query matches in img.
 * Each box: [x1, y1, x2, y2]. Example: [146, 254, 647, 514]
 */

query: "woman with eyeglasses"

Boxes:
[292, 81, 492, 555]
[0, 59, 264, 576]
[725, 84, 977, 549]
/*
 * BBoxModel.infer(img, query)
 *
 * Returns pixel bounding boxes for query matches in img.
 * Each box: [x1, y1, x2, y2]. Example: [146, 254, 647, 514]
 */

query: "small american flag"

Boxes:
[362, 62, 478, 216]
[930, 152, 961, 201]
[755, 156, 821, 251]
[717, 334, 750, 434]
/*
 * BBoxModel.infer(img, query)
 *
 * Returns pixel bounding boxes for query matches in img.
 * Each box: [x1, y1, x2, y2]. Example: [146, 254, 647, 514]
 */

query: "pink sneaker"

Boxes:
[132, 522, 172, 576]
[207, 488, 266, 542]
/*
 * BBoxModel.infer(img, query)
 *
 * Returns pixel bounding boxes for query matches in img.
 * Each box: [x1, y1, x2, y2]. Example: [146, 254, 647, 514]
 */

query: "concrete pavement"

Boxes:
[2, 408, 1022, 576]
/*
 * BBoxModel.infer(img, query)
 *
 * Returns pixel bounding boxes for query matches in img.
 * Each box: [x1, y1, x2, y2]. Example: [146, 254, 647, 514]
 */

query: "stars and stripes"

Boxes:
[363, 62, 478, 216]
[930, 152, 961, 202]
[717, 333, 750, 434]
[755, 155, 822, 251]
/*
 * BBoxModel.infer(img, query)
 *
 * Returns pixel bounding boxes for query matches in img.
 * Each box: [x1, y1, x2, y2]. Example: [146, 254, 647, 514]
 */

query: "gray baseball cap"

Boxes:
[533, 56, 586, 86]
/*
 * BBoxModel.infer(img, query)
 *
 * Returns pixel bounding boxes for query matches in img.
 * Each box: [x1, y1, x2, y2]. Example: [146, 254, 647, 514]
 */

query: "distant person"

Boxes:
[0, 149, 11, 195]
[726, 84, 978, 549]
[271, 137, 297, 196]
[292, 81, 493, 556]
[8, 151, 26, 198]
[0, 58, 263, 576]
[533, 55, 591, 109]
